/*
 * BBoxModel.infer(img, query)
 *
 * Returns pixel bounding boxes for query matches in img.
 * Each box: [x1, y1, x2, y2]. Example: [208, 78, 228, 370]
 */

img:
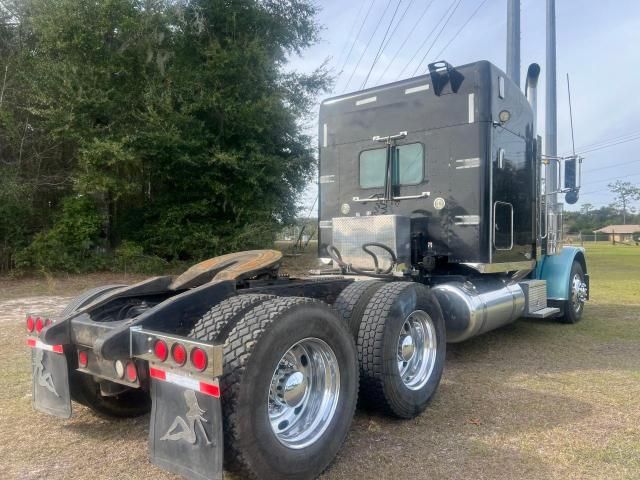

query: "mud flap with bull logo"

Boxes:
[31, 347, 72, 419]
[149, 379, 223, 480]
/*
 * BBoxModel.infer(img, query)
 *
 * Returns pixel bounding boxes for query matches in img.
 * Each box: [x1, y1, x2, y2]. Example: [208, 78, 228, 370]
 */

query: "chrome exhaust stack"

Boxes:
[525, 63, 541, 134]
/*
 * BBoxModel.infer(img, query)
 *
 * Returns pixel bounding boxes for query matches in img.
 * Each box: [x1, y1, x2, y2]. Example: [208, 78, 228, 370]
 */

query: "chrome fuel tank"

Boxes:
[432, 281, 525, 343]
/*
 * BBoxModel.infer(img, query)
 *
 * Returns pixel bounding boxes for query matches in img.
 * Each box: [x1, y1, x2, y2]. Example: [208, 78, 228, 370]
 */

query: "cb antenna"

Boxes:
[566, 73, 576, 156]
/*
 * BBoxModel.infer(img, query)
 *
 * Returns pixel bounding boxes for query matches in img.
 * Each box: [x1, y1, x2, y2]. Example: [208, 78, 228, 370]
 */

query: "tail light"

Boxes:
[26, 315, 35, 332]
[35, 317, 44, 334]
[78, 350, 88, 368]
[171, 343, 187, 366]
[125, 361, 138, 382]
[190, 347, 208, 371]
[153, 339, 168, 362]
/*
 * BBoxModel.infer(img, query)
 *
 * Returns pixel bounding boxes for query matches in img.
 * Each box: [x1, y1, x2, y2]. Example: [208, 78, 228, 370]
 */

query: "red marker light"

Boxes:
[125, 361, 138, 382]
[190, 347, 208, 371]
[171, 343, 187, 366]
[78, 350, 88, 368]
[35, 317, 44, 334]
[153, 340, 168, 362]
[45, 318, 52, 327]
[26, 316, 35, 332]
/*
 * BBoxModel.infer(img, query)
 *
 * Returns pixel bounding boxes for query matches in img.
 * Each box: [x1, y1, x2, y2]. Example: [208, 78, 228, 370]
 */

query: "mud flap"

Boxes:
[149, 379, 223, 480]
[31, 348, 72, 418]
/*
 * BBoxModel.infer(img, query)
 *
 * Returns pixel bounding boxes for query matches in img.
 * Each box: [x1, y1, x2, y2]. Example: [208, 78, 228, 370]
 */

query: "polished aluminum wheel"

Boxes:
[397, 310, 437, 390]
[268, 338, 340, 449]
[570, 273, 587, 313]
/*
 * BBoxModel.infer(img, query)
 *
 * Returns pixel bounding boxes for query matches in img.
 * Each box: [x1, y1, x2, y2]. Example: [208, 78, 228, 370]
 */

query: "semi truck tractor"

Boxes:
[26, 60, 588, 480]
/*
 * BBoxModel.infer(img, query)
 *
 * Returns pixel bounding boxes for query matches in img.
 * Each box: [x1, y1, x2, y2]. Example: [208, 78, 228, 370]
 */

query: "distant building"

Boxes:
[593, 225, 640, 243]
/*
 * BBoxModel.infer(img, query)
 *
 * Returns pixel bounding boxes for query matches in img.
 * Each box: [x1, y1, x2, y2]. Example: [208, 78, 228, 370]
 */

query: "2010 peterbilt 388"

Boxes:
[26, 60, 588, 480]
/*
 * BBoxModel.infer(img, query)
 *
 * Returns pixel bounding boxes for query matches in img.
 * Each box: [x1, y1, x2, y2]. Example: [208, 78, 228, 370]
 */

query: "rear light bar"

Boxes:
[130, 327, 222, 381]
[75, 349, 140, 387]
[26, 314, 54, 336]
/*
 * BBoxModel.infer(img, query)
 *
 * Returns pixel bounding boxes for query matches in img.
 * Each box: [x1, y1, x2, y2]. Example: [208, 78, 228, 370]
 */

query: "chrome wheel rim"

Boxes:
[397, 310, 437, 390]
[571, 273, 587, 313]
[268, 337, 340, 449]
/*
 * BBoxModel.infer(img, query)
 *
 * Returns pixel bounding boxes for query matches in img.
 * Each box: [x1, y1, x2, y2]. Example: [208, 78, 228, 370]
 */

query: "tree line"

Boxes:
[0, 0, 329, 273]
[565, 180, 640, 234]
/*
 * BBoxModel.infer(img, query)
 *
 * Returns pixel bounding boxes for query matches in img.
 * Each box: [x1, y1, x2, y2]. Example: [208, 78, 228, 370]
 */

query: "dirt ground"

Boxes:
[1, 244, 639, 479]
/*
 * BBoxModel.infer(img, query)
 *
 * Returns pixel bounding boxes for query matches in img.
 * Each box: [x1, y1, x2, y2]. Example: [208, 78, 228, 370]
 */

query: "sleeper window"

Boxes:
[359, 143, 424, 188]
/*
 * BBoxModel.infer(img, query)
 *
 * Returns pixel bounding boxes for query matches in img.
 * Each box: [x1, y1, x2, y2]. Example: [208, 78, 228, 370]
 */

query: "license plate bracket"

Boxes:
[149, 379, 223, 480]
[31, 348, 72, 419]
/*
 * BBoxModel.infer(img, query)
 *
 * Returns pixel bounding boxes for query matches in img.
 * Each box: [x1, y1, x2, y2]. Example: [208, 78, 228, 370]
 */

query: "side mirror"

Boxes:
[564, 155, 580, 204]
[564, 156, 577, 190]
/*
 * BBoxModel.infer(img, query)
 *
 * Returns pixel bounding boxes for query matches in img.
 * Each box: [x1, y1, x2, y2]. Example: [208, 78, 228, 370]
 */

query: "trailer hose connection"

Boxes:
[327, 243, 397, 278]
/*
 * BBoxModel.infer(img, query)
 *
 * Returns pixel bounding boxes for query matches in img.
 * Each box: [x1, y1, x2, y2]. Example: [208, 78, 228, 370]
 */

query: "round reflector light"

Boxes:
[190, 347, 208, 371]
[78, 351, 88, 368]
[172, 343, 187, 366]
[114, 360, 125, 378]
[26, 316, 35, 332]
[153, 340, 168, 362]
[35, 317, 44, 333]
[126, 361, 138, 382]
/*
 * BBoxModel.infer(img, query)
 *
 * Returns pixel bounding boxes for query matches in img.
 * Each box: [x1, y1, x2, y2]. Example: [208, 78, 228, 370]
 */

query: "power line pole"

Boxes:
[506, 0, 520, 87]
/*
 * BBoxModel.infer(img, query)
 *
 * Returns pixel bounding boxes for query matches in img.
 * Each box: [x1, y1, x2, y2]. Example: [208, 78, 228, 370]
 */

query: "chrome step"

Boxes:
[519, 280, 548, 314]
[524, 307, 560, 319]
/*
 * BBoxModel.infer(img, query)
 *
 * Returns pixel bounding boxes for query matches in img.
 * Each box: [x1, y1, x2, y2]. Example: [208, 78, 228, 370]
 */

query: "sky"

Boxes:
[287, 0, 640, 213]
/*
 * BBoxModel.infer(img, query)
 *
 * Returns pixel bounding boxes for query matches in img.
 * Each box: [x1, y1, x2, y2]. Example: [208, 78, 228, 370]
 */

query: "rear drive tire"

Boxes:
[333, 280, 387, 337]
[219, 297, 358, 479]
[559, 261, 587, 324]
[62, 284, 150, 418]
[358, 282, 446, 419]
[189, 293, 275, 342]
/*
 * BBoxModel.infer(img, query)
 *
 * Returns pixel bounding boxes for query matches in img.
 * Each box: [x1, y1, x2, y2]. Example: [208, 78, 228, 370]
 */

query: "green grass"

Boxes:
[0, 243, 639, 480]
[579, 243, 640, 305]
